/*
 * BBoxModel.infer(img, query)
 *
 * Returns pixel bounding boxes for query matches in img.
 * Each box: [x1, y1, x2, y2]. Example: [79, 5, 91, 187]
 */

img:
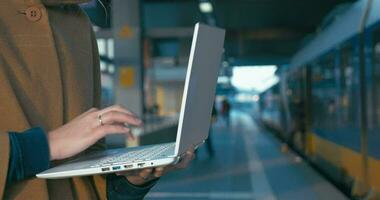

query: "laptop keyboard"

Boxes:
[91, 143, 175, 168]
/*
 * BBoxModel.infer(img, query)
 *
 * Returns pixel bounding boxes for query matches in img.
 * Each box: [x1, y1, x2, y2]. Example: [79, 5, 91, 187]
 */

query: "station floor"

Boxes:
[146, 110, 349, 200]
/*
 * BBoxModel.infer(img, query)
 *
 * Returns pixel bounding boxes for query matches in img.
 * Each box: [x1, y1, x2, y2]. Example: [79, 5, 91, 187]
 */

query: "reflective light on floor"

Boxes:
[241, 113, 277, 200]
[147, 111, 348, 200]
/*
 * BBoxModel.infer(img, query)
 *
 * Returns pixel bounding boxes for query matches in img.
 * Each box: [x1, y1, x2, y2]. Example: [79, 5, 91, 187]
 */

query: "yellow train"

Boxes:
[259, 0, 380, 199]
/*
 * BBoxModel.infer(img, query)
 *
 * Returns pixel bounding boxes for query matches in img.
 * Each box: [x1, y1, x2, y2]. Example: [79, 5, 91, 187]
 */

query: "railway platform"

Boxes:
[146, 110, 348, 200]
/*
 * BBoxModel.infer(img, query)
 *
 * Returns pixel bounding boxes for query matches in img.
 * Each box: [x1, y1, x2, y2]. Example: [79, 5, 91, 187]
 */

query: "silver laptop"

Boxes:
[37, 23, 225, 179]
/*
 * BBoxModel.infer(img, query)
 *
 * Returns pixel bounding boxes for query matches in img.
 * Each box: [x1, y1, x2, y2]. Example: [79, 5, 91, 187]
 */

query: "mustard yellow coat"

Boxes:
[0, 0, 107, 199]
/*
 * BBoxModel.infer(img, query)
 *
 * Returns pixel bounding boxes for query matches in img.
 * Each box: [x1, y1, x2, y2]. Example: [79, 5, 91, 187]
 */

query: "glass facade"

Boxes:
[97, 38, 116, 107]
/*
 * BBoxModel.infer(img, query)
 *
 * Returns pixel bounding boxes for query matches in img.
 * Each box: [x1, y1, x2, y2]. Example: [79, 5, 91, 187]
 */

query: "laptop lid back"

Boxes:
[174, 23, 226, 156]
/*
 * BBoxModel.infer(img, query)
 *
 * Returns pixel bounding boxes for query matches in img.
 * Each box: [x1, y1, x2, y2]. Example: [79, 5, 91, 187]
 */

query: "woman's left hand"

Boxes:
[116, 147, 195, 186]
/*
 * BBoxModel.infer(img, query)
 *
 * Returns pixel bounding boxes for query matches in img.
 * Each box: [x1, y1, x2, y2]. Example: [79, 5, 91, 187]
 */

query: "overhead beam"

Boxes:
[226, 28, 309, 41]
[145, 27, 310, 40]
[145, 27, 194, 38]
[224, 37, 303, 60]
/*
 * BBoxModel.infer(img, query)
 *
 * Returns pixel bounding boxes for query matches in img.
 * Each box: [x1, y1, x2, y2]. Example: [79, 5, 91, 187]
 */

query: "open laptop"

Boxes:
[37, 23, 225, 179]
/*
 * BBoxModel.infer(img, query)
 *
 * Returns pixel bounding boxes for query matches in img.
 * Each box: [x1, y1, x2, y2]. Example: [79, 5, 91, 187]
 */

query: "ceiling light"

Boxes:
[199, 2, 213, 13]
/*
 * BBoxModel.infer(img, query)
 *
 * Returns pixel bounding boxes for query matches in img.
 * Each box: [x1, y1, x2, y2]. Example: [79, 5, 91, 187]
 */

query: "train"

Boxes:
[258, 0, 380, 199]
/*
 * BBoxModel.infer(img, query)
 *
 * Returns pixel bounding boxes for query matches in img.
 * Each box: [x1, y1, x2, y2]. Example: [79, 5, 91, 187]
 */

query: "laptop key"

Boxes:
[90, 143, 175, 168]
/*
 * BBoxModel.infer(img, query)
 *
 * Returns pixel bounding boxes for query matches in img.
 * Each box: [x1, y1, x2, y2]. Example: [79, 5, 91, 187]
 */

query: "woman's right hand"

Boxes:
[47, 105, 142, 161]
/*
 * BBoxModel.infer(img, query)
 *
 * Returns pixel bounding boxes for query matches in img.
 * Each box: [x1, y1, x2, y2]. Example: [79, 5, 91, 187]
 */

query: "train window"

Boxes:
[339, 43, 358, 126]
[311, 52, 337, 131]
[371, 28, 380, 126]
[289, 70, 305, 112]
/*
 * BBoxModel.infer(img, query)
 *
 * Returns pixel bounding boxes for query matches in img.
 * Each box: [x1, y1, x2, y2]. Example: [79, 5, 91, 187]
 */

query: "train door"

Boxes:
[294, 68, 307, 152]
[304, 65, 312, 155]
[282, 68, 307, 152]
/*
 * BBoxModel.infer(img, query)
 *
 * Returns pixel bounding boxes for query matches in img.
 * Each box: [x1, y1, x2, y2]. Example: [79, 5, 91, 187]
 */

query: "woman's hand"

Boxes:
[116, 147, 195, 186]
[48, 105, 142, 161]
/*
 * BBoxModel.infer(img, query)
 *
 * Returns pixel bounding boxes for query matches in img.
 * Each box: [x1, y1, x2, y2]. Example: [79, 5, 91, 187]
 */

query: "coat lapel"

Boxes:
[0, 0, 101, 199]
[0, 0, 64, 130]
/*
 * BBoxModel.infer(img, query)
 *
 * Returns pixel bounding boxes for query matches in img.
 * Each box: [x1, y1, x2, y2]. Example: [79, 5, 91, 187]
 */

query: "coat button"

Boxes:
[25, 7, 42, 22]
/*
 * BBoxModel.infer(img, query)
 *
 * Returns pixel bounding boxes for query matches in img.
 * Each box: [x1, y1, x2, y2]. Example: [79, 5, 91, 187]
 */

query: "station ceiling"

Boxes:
[143, 0, 357, 65]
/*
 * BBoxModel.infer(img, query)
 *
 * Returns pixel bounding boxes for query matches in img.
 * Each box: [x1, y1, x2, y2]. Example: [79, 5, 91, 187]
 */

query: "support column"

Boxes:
[110, 0, 144, 147]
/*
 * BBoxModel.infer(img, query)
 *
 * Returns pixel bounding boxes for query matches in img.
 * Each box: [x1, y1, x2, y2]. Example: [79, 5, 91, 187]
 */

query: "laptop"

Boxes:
[37, 23, 225, 179]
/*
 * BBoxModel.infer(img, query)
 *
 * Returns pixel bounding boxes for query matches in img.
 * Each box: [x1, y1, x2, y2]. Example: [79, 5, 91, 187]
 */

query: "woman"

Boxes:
[0, 0, 194, 199]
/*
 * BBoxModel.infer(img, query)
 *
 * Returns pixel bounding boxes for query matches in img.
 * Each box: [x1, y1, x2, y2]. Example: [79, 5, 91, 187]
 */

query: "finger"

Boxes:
[95, 124, 134, 140]
[176, 151, 195, 169]
[116, 170, 133, 176]
[178, 145, 196, 159]
[161, 154, 191, 173]
[188, 145, 196, 153]
[154, 167, 165, 178]
[178, 149, 195, 162]
[186, 149, 196, 158]
[101, 111, 142, 127]
[138, 168, 153, 179]
[99, 105, 138, 118]
[117, 168, 144, 177]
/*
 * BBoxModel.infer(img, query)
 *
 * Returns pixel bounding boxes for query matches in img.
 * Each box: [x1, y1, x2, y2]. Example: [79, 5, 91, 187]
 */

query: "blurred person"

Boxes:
[221, 98, 231, 127]
[0, 0, 194, 199]
[206, 104, 218, 157]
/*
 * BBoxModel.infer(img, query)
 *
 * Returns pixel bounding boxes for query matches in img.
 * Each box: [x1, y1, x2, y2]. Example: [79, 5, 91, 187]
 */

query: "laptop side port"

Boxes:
[112, 166, 121, 170]
[101, 167, 110, 172]
[137, 163, 145, 167]
[124, 164, 133, 169]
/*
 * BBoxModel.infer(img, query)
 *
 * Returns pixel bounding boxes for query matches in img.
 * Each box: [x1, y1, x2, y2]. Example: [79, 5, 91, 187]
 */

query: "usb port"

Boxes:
[101, 167, 110, 172]
[112, 166, 121, 170]
[124, 164, 133, 169]
[137, 163, 145, 167]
